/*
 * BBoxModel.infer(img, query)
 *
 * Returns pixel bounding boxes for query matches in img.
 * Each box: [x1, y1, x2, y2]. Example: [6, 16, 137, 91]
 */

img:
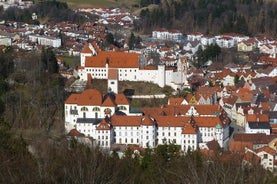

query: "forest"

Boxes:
[136, 0, 277, 36]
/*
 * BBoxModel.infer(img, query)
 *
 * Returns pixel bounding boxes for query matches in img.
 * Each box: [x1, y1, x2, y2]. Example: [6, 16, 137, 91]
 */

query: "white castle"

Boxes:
[77, 42, 189, 91]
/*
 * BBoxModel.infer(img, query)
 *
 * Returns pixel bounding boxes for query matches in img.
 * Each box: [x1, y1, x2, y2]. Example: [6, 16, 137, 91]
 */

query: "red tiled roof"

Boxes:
[96, 119, 111, 130]
[115, 94, 130, 105]
[67, 129, 84, 137]
[111, 115, 141, 126]
[141, 116, 155, 126]
[81, 43, 92, 54]
[246, 114, 269, 122]
[256, 146, 276, 155]
[243, 150, 260, 165]
[65, 89, 103, 106]
[85, 51, 139, 68]
[102, 96, 116, 107]
[108, 68, 118, 80]
[168, 97, 185, 105]
[182, 122, 197, 134]
[229, 141, 253, 153]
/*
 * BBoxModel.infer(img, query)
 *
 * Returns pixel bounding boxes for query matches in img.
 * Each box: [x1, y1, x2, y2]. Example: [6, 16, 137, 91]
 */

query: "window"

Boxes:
[93, 107, 100, 112]
[264, 154, 268, 159]
[111, 81, 114, 84]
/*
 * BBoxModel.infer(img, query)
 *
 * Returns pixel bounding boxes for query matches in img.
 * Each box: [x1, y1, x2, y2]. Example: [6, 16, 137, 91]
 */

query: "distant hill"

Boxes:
[136, 0, 277, 36]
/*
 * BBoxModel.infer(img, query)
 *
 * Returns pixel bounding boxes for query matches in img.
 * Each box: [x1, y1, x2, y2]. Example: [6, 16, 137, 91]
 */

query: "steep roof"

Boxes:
[111, 115, 142, 126]
[81, 43, 93, 54]
[229, 141, 253, 153]
[182, 122, 197, 134]
[85, 51, 139, 68]
[65, 89, 103, 106]
[206, 140, 221, 151]
[243, 150, 260, 165]
[256, 146, 276, 155]
[102, 96, 116, 107]
[96, 118, 111, 130]
[115, 94, 130, 105]
[141, 116, 155, 126]
[65, 94, 79, 104]
[246, 114, 269, 122]
[233, 133, 277, 144]
[67, 129, 84, 137]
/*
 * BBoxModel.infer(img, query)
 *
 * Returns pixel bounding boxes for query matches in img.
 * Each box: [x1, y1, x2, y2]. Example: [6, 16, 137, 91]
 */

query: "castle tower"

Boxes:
[107, 68, 118, 94]
[80, 43, 93, 67]
[157, 65, 165, 88]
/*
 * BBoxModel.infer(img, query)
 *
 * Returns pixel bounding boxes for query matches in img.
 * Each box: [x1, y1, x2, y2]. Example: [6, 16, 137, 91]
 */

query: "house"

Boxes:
[245, 114, 271, 135]
[237, 38, 257, 52]
[0, 35, 12, 46]
[187, 32, 203, 42]
[216, 36, 235, 48]
[152, 28, 183, 41]
[250, 77, 275, 91]
[183, 41, 201, 55]
[200, 35, 215, 47]
[257, 52, 277, 66]
[256, 66, 277, 77]
[259, 44, 277, 55]
[29, 34, 61, 48]
[256, 146, 277, 171]
[232, 102, 251, 127]
[233, 133, 277, 150]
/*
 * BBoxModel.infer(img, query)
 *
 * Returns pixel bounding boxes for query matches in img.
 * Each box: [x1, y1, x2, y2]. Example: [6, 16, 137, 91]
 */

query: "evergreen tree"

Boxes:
[41, 47, 58, 74]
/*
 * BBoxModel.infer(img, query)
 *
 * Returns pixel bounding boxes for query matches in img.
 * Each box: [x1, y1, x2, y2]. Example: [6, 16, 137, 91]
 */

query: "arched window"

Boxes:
[93, 107, 100, 112]
[81, 107, 88, 111]
[118, 106, 127, 111]
[104, 108, 112, 115]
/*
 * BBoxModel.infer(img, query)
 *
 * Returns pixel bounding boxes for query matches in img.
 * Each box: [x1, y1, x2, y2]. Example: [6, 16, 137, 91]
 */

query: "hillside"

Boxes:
[136, 0, 277, 36]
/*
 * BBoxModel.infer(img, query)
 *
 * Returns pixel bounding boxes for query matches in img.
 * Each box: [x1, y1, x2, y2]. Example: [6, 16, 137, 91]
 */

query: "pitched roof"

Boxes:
[81, 43, 93, 54]
[168, 97, 185, 105]
[102, 96, 116, 107]
[111, 115, 142, 126]
[233, 133, 277, 144]
[115, 94, 130, 105]
[243, 150, 260, 165]
[182, 122, 197, 134]
[206, 140, 221, 151]
[65, 89, 103, 106]
[141, 116, 155, 126]
[229, 141, 253, 153]
[246, 114, 269, 122]
[85, 51, 139, 68]
[96, 118, 111, 130]
[65, 93, 79, 104]
[256, 146, 276, 155]
[67, 129, 84, 137]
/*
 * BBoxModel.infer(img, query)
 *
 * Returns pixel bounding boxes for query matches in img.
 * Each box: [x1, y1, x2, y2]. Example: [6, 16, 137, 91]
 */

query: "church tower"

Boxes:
[177, 57, 189, 89]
